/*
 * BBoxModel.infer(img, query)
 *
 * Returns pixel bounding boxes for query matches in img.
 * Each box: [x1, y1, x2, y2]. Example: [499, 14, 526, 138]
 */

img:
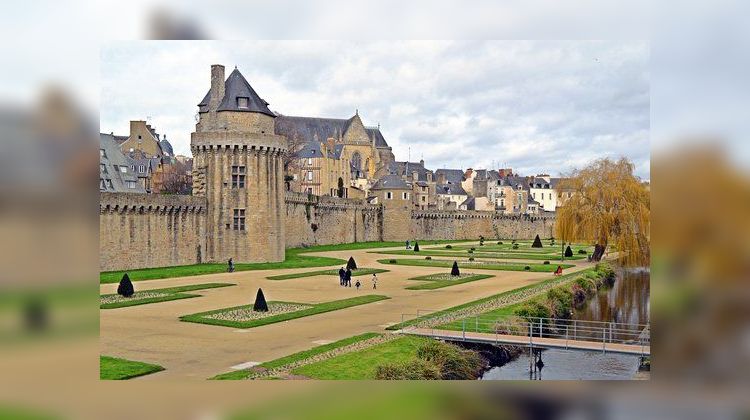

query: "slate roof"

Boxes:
[436, 183, 467, 196]
[198, 68, 275, 117]
[371, 174, 411, 190]
[388, 161, 432, 182]
[366, 127, 390, 148]
[159, 137, 174, 157]
[435, 169, 465, 184]
[100, 133, 145, 193]
[275, 115, 390, 160]
[460, 196, 475, 209]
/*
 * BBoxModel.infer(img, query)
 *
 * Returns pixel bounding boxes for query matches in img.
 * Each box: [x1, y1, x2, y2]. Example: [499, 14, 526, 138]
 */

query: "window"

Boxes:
[138, 165, 145, 173]
[532, 192, 536, 199]
[100, 149, 106, 158]
[549, 193, 552, 200]
[386, 192, 393, 199]
[231, 165, 246, 188]
[421, 196, 426, 202]
[100, 163, 107, 174]
[126, 180, 137, 189]
[237, 97, 249, 109]
[402, 192, 409, 200]
[120, 166, 127, 173]
[106, 179, 113, 189]
[307, 171, 313, 181]
[99, 179, 106, 190]
[307, 158, 313, 165]
[130, 165, 135, 172]
[233, 209, 246, 231]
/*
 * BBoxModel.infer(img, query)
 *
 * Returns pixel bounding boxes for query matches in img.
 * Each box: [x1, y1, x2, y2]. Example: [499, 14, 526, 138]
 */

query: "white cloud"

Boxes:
[100, 40, 649, 178]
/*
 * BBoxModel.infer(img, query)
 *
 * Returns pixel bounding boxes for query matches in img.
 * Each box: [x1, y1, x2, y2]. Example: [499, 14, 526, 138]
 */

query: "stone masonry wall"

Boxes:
[284, 192, 383, 248]
[411, 211, 555, 241]
[100, 192, 207, 272]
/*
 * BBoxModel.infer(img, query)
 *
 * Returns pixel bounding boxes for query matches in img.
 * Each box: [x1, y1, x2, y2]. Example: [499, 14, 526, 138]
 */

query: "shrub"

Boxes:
[512, 239, 516, 244]
[574, 277, 596, 296]
[571, 284, 587, 308]
[425, 256, 431, 260]
[543, 260, 550, 265]
[564, 246, 573, 258]
[531, 234, 543, 248]
[498, 241, 503, 245]
[595, 263, 616, 286]
[468, 257, 475, 261]
[416, 341, 484, 380]
[375, 359, 442, 380]
[414, 242, 420, 252]
[451, 261, 460, 276]
[389, 259, 397, 264]
[445, 245, 453, 249]
[468, 250, 474, 254]
[347, 256, 358, 270]
[117, 274, 134, 297]
[524, 265, 530, 270]
[512, 244, 519, 249]
[578, 249, 587, 254]
[253, 288, 268, 312]
[515, 300, 551, 319]
[470, 247, 476, 251]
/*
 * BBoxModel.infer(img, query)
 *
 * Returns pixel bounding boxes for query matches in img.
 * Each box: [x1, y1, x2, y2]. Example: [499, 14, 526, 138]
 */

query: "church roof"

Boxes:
[198, 68, 275, 117]
[275, 115, 391, 157]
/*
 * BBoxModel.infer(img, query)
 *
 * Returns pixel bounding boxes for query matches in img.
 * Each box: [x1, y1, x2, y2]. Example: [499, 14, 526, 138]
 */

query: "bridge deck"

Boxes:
[402, 327, 650, 356]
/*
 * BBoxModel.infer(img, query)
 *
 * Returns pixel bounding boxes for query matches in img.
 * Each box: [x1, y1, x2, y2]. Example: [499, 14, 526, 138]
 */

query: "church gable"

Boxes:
[342, 113, 370, 144]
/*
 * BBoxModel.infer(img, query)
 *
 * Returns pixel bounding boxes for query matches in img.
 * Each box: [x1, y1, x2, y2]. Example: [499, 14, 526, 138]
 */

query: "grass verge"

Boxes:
[180, 295, 390, 329]
[100, 283, 234, 309]
[386, 268, 593, 331]
[374, 249, 584, 261]
[405, 274, 494, 290]
[378, 259, 573, 272]
[100, 355, 164, 380]
[290, 336, 428, 379]
[266, 267, 388, 280]
[211, 332, 381, 380]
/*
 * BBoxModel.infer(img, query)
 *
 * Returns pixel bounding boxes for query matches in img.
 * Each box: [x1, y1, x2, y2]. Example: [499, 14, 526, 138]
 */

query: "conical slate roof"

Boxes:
[198, 68, 275, 117]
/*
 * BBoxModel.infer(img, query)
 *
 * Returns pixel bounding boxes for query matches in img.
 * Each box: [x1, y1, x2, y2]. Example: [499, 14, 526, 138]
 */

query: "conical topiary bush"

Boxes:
[451, 261, 460, 277]
[531, 234, 543, 248]
[564, 245, 573, 258]
[347, 256, 358, 270]
[117, 273, 134, 297]
[413, 242, 420, 252]
[253, 288, 269, 312]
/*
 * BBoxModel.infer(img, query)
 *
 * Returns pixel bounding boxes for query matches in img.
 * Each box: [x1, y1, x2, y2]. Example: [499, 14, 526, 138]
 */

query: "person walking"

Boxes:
[371, 273, 378, 289]
[227, 258, 234, 273]
[338, 267, 346, 286]
[405, 240, 410, 250]
[345, 268, 352, 287]
[355, 279, 361, 290]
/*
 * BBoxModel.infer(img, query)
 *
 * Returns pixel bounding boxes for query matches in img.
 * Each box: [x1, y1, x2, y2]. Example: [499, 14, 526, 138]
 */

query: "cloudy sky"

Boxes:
[101, 41, 649, 179]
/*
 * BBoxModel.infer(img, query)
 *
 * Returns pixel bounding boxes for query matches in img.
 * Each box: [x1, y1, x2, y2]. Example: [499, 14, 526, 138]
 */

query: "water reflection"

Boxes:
[575, 267, 650, 326]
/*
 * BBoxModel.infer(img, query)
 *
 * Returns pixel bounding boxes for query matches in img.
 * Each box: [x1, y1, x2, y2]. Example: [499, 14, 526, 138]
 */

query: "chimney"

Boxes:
[209, 64, 225, 112]
[412, 171, 418, 182]
[419, 159, 424, 167]
[438, 172, 446, 185]
[427, 172, 433, 183]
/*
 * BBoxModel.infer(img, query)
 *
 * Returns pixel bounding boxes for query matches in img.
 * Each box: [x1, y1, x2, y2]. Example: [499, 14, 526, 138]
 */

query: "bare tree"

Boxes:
[283, 132, 305, 177]
[160, 160, 192, 195]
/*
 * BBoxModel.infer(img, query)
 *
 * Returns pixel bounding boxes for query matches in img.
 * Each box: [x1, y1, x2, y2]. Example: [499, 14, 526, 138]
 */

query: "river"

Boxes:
[481, 267, 650, 380]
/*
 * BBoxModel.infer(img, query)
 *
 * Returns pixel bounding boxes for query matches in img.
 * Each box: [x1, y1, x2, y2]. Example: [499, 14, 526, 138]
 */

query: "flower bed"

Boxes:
[100, 291, 171, 306]
[205, 303, 313, 322]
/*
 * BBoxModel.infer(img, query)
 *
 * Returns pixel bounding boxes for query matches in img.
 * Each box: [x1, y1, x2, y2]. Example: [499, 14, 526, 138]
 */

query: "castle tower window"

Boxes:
[237, 97, 249, 109]
[231, 165, 246, 188]
[233, 209, 246, 231]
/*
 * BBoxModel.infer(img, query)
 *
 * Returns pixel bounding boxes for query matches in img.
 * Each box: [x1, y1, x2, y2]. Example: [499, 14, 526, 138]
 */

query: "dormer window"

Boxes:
[237, 97, 249, 109]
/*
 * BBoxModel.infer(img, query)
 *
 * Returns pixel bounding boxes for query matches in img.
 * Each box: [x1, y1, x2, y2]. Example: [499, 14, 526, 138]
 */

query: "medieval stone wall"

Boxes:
[283, 192, 383, 248]
[411, 211, 555, 241]
[99, 192, 207, 272]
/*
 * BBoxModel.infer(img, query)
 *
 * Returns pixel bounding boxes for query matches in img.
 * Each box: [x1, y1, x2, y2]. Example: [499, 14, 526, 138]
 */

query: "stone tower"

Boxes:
[191, 64, 287, 263]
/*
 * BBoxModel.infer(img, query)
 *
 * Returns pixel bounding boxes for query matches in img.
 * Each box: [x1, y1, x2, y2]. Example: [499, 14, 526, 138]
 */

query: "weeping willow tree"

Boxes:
[555, 158, 650, 266]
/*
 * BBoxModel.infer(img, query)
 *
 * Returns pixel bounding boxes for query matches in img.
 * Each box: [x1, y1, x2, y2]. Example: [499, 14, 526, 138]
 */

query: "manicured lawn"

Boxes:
[100, 355, 164, 380]
[378, 258, 574, 272]
[100, 283, 234, 309]
[386, 268, 594, 331]
[180, 295, 390, 329]
[100, 240, 474, 284]
[266, 267, 389, 280]
[374, 249, 584, 261]
[211, 332, 381, 380]
[291, 336, 429, 379]
[405, 273, 494, 290]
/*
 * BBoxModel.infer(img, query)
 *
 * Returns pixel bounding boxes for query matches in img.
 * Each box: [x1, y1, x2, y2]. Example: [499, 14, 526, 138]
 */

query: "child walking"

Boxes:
[371, 273, 378, 289]
[355, 280, 361, 290]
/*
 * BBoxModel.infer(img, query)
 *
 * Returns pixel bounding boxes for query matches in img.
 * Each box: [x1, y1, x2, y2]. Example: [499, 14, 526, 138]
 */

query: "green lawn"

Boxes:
[291, 336, 429, 379]
[180, 295, 390, 329]
[266, 267, 389, 280]
[374, 249, 585, 261]
[377, 258, 574, 272]
[211, 332, 381, 380]
[405, 273, 494, 290]
[100, 355, 164, 380]
[386, 268, 594, 331]
[100, 240, 475, 284]
[100, 283, 234, 309]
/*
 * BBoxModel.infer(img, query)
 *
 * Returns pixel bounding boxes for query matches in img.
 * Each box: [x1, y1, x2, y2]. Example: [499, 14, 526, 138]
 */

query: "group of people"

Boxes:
[337, 267, 378, 290]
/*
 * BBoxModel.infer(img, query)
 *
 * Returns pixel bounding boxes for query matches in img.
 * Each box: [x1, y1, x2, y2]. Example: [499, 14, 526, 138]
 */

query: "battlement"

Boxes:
[100, 192, 207, 214]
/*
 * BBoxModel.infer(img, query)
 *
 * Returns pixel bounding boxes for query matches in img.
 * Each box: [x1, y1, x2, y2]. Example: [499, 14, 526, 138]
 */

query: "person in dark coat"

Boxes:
[228, 258, 234, 273]
[345, 268, 352, 287]
[338, 267, 346, 286]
